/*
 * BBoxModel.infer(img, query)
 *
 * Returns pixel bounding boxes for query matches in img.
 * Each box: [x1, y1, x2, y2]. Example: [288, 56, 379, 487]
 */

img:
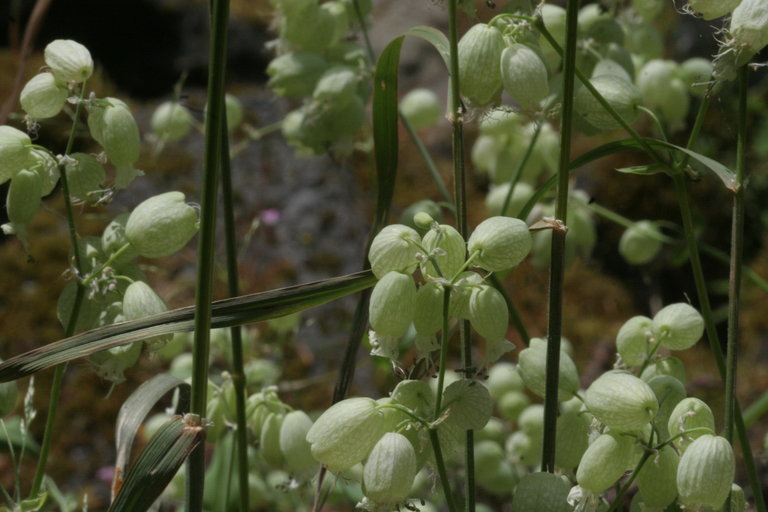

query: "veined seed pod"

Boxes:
[575, 75, 641, 131]
[400, 88, 442, 131]
[279, 1, 336, 52]
[125, 191, 199, 258]
[555, 409, 590, 470]
[497, 390, 530, 422]
[686, 0, 741, 19]
[517, 338, 580, 402]
[363, 432, 417, 506]
[616, 315, 656, 366]
[647, 374, 686, 439]
[485, 362, 524, 400]
[7, 169, 42, 225]
[457, 24, 505, 107]
[0, 126, 33, 185]
[390, 379, 435, 417]
[313, 66, 358, 107]
[64, 152, 105, 202]
[584, 370, 658, 431]
[449, 272, 483, 320]
[307, 397, 394, 472]
[150, 101, 193, 142]
[640, 356, 687, 384]
[20, 72, 68, 119]
[667, 397, 715, 451]
[652, 302, 704, 350]
[442, 379, 492, 430]
[421, 224, 466, 279]
[368, 271, 416, 337]
[468, 285, 508, 341]
[44, 39, 93, 83]
[506, 430, 541, 467]
[485, 182, 533, 218]
[260, 412, 285, 467]
[413, 280, 444, 336]
[619, 221, 663, 266]
[510, 472, 571, 512]
[122, 281, 172, 345]
[368, 224, 421, 279]
[500, 43, 549, 111]
[677, 435, 735, 510]
[576, 432, 636, 493]
[267, 52, 328, 98]
[467, 216, 532, 272]
[637, 445, 679, 508]
[88, 98, 140, 166]
[29, 148, 59, 196]
[101, 213, 139, 266]
[279, 410, 317, 477]
[474, 440, 505, 482]
[731, 0, 768, 62]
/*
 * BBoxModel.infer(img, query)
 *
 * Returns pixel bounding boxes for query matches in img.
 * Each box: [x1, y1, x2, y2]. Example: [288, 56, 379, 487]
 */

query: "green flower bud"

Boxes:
[517, 338, 580, 402]
[677, 435, 735, 510]
[637, 445, 679, 508]
[44, 39, 93, 83]
[667, 397, 715, 452]
[511, 472, 571, 512]
[421, 224, 466, 279]
[363, 432, 417, 506]
[575, 75, 641, 131]
[400, 88, 442, 131]
[368, 271, 416, 337]
[686, 0, 741, 19]
[267, 52, 328, 98]
[616, 315, 655, 366]
[457, 24, 505, 107]
[64, 152, 105, 202]
[0, 126, 33, 185]
[20, 72, 68, 119]
[279, 410, 317, 476]
[652, 302, 704, 350]
[577, 432, 636, 493]
[467, 216, 531, 272]
[619, 220, 663, 265]
[125, 191, 199, 258]
[7, 169, 42, 225]
[442, 379, 492, 430]
[399, 200, 441, 234]
[584, 370, 658, 431]
[500, 43, 550, 111]
[368, 224, 420, 278]
[468, 285, 508, 341]
[151, 101, 193, 142]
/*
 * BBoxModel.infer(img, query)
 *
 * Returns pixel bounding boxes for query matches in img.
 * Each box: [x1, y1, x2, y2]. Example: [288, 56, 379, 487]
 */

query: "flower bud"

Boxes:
[619, 221, 663, 265]
[20, 72, 68, 119]
[468, 285, 508, 341]
[677, 435, 735, 510]
[457, 24, 505, 107]
[267, 52, 328, 98]
[686, 0, 741, 19]
[44, 39, 93, 83]
[7, 169, 42, 225]
[368, 271, 416, 337]
[577, 432, 636, 493]
[400, 88, 442, 131]
[399, 200, 441, 234]
[368, 224, 420, 278]
[125, 191, 199, 258]
[64, 152, 105, 202]
[584, 370, 658, 431]
[616, 315, 655, 366]
[363, 432, 417, 506]
[421, 224, 466, 279]
[652, 302, 704, 350]
[575, 75, 641, 131]
[500, 43, 550, 111]
[0, 126, 33, 184]
[151, 101, 193, 142]
[467, 216, 531, 272]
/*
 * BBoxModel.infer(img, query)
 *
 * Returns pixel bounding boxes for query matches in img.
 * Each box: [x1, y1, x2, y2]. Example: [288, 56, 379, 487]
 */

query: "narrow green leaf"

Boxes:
[646, 138, 738, 191]
[615, 164, 667, 176]
[109, 415, 205, 512]
[0, 271, 376, 382]
[403, 26, 450, 69]
[112, 374, 190, 500]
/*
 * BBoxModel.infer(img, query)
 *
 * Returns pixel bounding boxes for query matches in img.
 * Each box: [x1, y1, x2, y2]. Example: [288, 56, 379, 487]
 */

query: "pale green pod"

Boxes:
[687, 0, 741, 19]
[0, 126, 33, 185]
[122, 281, 172, 345]
[101, 102, 141, 166]
[679, 57, 714, 97]
[647, 374, 686, 439]
[500, 43, 549, 111]
[640, 356, 687, 384]
[506, 430, 541, 467]
[442, 379, 492, 430]
[224, 94, 243, 132]
[575, 75, 641, 130]
[584, 370, 658, 431]
[517, 339, 580, 402]
[652, 302, 704, 350]
[592, 59, 633, 83]
[29, 148, 59, 196]
[637, 59, 677, 106]
[260, 412, 285, 467]
[368, 224, 421, 279]
[632, 0, 665, 20]
[471, 134, 502, 175]
[616, 315, 656, 366]
[44, 39, 93, 83]
[576, 432, 636, 493]
[151, 101, 193, 141]
[20, 72, 68, 119]
[319, 1, 349, 47]
[468, 285, 508, 341]
[667, 397, 715, 451]
[497, 390, 530, 422]
[399, 88, 442, 131]
[313, 66, 358, 107]
[518, 404, 544, 438]
[474, 440, 504, 482]
[7, 169, 42, 225]
[510, 472, 571, 512]
[279, 410, 317, 474]
[677, 435, 735, 510]
[449, 272, 483, 319]
[478, 108, 521, 136]
[477, 460, 519, 496]
[467, 216, 532, 272]
[390, 379, 435, 417]
[101, 213, 139, 266]
[413, 281, 444, 336]
[267, 51, 328, 98]
[730, 0, 768, 60]
[368, 271, 416, 337]
[279, 1, 336, 52]
[476, 417, 506, 445]
[619, 221, 663, 266]
[88, 340, 142, 384]
[485, 182, 533, 218]
[64, 152, 105, 202]
[637, 445, 679, 508]
[486, 362, 524, 400]
[363, 432, 417, 506]
[555, 410, 590, 470]
[306, 397, 393, 472]
[125, 191, 199, 258]
[730, 483, 746, 512]
[421, 224, 466, 279]
[457, 24, 505, 107]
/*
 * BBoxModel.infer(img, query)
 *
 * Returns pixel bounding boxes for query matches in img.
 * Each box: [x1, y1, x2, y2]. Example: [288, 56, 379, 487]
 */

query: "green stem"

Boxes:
[541, 0, 579, 474]
[488, 273, 529, 345]
[400, 112, 454, 209]
[428, 428, 457, 512]
[743, 390, 768, 427]
[80, 243, 132, 287]
[218, 109, 250, 511]
[433, 287, 452, 418]
[500, 122, 541, 217]
[605, 449, 653, 512]
[186, 0, 229, 510]
[29, 79, 90, 500]
[351, 0, 374, 64]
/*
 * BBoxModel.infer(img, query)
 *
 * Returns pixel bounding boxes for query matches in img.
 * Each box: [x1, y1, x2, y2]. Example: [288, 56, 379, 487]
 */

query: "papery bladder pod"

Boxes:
[676, 434, 735, 510]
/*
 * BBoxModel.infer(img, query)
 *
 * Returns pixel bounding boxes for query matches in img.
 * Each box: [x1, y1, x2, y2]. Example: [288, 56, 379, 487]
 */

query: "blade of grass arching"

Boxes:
[400, 113, 454, 209]
[488, 274, 529, 345]
[112, 374, 190, 501]
[541, 0, 580, 474]
[109, 415, 205, 512]
[0, 270, 375, 382]
[218, 105, 250, 512]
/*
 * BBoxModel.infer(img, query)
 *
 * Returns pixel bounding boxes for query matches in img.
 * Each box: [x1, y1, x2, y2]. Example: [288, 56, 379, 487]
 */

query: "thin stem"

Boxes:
[186, 0, 229, 509]
[80, 243, 132, 286]
[541, 0, 580, 474]
[605, 450, 653, 512]
[500, 122, 541, 217]
[351, 0, 374, 64]
[488, 273, 529, 345]
[400, 113, 454, 209]
[428, 428, 458, 512]
[29, 80, 89, 499]
[218, 109, 250, 511]
[433, 287, 452, 418]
